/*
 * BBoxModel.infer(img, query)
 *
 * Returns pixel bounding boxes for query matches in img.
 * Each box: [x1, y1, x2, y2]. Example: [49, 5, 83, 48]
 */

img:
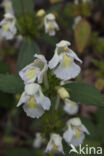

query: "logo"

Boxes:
[69, 144, 102, 155]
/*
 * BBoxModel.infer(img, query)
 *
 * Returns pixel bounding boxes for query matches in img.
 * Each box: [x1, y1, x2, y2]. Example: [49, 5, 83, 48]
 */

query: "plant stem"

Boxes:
[43, 72, 49, 90]
[55, 94, 60, 110]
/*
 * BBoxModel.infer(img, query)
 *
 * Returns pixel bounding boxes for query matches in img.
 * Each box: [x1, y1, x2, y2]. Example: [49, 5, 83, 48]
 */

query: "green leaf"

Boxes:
[0, 92, 15, 109]
[0, 74, 24, 94]
[5, 148, 43, 156]
[11, 0, 34, 16]
[42, 34, 58, 46]
[0, 61, 10, 73]
[17, 39, 40, 72]
[64, 82, 104, 106]
[96, 108, 104, 141]
[74, 19, 91, 53]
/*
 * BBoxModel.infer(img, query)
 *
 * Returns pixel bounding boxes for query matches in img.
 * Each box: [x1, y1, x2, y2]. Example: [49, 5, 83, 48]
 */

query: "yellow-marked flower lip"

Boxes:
[27, 96, 37, 109]
[53, 145, 58, 152]
[74, 128, 82, 139]
[26, 68, 37, 80]
[62, 54, 72, 68]
[3, 23, 8, 32]
[49, 24, 54, 30]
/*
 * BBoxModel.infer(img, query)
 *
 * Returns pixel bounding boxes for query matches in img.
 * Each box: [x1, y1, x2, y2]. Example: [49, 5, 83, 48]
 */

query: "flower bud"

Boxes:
[36, 9, 45, 17]
[57, 87, 70, 99]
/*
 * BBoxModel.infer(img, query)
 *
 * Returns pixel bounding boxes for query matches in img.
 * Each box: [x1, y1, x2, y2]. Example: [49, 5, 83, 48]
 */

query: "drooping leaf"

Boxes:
[11, 0, 34, 16]
[74, 19, 91, 53]
[0, 74, 24, 94]
[64, 82, 104, 106]
[17, 39, 40, 72]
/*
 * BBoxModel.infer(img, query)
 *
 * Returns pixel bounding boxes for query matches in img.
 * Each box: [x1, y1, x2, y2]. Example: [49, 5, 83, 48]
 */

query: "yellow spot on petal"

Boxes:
[62, 54, 72, 67]
[27, 96, 37, 109]
[74, 128, 82, 139]
[49, 24, 54, 30]
[26, 68, 37, 80]
[3, 23, 8, 32]
[62, 46, 69, 51]
[53, 145, 58, 151]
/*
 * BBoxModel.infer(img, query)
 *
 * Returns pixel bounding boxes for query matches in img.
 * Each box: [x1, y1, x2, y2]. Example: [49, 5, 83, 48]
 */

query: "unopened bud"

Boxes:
[57, 87, 70, 99]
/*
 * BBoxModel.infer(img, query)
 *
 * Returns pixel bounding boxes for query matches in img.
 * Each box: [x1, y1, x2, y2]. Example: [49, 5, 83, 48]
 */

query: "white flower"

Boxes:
[64, 99, 79, 115]
[49, 40, 82, 81]
[74, 0, 79, 5]
[0, 13, 16, 40]
[19, 54, 48, 84]
[73, 16, 82, 29]
[74, 0, 91, 4]
[63, 117, 89, 147]
[45, 133, 64, 154]
[2, 0, 14, 14]
[83, 0, 92, 3]
[17, 83, 51, 118]
[33, 133, 45, 148]
[44, 13, 59, 36]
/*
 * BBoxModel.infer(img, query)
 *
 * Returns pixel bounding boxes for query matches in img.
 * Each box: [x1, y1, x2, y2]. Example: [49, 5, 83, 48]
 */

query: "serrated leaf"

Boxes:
[17, 39, 40, 72]
[0, 74, 24, 94]
[11, 0, 34, 16]
[74, 19, 91, 53]
[64, 82, 104, 106]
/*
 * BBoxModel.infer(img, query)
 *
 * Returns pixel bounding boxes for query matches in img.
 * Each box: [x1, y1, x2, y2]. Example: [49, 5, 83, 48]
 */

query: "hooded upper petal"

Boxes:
[45, 133, 64, 154]
[48, 49, 60, 69]
[19, 55, 48, 84]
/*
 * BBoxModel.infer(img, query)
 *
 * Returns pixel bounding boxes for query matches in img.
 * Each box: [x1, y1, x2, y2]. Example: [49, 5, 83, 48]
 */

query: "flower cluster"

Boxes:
[0, 0, 17, 40]
[0, 13, 17, 40]
[36, 9, 59, 36]
[17, 40, 89, 154]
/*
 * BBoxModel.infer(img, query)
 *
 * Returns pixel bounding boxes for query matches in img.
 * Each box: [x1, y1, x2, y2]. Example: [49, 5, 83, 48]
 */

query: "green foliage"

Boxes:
[71, 2, 92, 17]
[96, 108, 104, 141]
[0, 74, 24, 94]
[42, 34, 58, 46]
[92, 59, 104, 78]
[0, 61, 10, 73]
[17, 15, 40, 38]
[89, 32, 104, 54]
[17, 39, 40, 72]
[11, 0, 34, 16]
[74, 19, 91, 53]
[5, 148, 43, 156]
[64, 82, 104, 106]
[0, 91, 15, 109]
[12, 0, 39, 38]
